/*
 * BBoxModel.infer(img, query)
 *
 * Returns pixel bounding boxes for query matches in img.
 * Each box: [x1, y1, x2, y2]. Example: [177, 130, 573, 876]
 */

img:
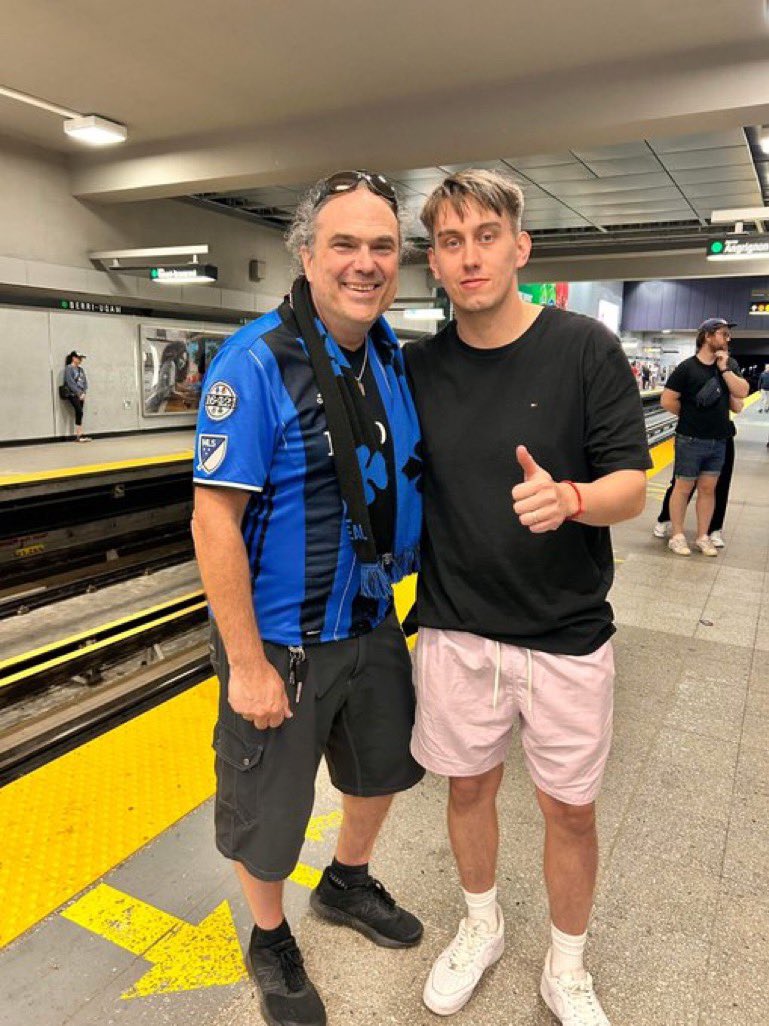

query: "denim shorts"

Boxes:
[674, 434, 726, 480]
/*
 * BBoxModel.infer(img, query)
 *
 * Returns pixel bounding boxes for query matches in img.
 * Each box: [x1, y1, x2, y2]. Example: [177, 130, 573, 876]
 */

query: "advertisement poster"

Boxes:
[518, 282, 569, 308]
[139, 325, 229, 417]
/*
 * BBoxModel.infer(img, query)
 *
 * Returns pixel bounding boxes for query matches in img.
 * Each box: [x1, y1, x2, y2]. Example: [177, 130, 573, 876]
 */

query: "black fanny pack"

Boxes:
[694, 376, 722, 408]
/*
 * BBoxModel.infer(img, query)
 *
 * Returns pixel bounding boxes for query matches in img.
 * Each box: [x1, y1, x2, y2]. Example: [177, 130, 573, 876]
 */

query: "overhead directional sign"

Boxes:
[706, 237, 769, 260]
[150, 264, 218, 283]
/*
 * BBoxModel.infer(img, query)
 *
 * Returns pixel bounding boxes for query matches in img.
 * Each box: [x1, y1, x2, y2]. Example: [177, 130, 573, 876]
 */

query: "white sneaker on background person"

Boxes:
[695, 535, 718, 557]
[422, 908, 505, 1015]
[540, 949, 610, 1025]
[652, 520, 670, 538]
[668, 533, 691, 556]
[709, 530, 725, 548]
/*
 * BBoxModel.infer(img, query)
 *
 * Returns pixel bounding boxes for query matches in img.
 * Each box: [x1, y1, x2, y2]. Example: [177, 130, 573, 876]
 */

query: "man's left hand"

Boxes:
[715, 350, 730, 372]
[512, 445, 578, 533]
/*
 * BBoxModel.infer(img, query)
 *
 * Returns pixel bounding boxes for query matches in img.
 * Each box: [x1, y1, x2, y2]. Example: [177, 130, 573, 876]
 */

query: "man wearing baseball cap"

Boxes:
[660, 318, 748, 556]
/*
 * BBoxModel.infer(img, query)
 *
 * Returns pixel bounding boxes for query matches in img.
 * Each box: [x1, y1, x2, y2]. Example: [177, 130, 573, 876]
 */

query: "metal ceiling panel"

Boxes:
[577, 156, 662, 177]
[649, 130, 747, 152]
[680, 180, 760, 198]
[522, 163, 599, 184]
[578, 199, 694, 215]
[438, 160, 511, 173]
[506, 153, 576, 169]
[550, 175, 673, 197]
[671, 165, 759, 185]
[661, 147, 752, 171]
[596, 211, 692, 225]
[571, 142, 652, 160]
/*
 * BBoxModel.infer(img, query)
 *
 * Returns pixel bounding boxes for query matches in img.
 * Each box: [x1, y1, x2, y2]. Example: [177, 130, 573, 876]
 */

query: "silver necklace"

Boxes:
[353, 341, 368, 396]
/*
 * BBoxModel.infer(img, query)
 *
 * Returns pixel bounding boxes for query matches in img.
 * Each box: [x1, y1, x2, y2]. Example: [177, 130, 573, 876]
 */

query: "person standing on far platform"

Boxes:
[63, 351, 90, 442]
[759, 363, 769, 412]
[192, 170, 424, 1026]
[660, 319, 749, 556]
[404, 169, 650, 1026]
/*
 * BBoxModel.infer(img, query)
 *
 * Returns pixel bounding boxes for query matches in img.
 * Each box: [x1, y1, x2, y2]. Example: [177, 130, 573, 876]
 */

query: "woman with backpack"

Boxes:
[63, 351, 91, 441]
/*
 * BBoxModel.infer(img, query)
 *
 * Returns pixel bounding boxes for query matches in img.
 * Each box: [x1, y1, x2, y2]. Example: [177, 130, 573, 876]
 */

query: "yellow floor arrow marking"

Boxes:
[59, 811, 342, 997]
[61, 884, 246, 999]
[303, 810, 343, 842]
[289, 863, 322, 890]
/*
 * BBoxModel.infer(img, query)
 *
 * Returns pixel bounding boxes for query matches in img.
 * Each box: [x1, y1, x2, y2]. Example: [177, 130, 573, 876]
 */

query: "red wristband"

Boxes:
[562, 480, 584, 520]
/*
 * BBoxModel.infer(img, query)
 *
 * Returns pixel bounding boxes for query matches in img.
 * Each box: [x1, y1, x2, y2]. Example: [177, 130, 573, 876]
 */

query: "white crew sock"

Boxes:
[462, 884, 498, 931]
[550, 922, 587, 977]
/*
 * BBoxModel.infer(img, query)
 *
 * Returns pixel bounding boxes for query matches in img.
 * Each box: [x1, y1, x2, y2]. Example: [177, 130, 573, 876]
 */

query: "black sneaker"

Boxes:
[310, 867, 423, 948]
[246, 930, 326, 1026]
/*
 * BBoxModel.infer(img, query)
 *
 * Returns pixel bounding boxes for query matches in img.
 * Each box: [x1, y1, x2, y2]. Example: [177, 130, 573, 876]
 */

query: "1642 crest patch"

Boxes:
[198, 434, 228, 474]
[204, 381, 238, 421]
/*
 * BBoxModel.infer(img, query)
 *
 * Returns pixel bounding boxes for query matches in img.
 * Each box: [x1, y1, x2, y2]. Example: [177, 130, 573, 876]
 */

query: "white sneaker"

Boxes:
[422, 908, 505, 1015]
[709, 530, 725, 548]
[695, 535, 718, 557]
[652, 520, 670, 538]
[668, 533, 691, 556]
[540, 951, 610, 1025]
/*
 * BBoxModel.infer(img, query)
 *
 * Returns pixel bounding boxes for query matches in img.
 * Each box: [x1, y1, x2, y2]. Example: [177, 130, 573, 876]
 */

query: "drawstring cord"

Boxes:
[490, 644, 533, 714]
[492, 642, 501, 710]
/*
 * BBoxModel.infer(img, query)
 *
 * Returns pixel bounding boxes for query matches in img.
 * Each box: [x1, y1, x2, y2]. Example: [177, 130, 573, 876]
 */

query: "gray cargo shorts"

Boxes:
[210, 611, 425, 881]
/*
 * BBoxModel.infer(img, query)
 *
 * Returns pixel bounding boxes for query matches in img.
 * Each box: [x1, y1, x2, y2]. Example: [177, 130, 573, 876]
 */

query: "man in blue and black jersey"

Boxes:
[193, 170, 424, 1026]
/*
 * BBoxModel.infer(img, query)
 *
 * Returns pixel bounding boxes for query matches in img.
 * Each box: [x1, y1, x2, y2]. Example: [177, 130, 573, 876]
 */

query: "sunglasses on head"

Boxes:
[315, 170, 398, 212]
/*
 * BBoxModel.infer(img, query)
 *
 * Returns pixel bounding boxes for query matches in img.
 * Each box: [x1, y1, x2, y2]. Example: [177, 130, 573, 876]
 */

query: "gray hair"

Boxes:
[420, 169, 525, 241]
[285, 176, 413, 272]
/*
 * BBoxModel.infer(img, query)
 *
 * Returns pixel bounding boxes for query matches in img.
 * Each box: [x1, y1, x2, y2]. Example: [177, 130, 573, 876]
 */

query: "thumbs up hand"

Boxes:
[512, 445, 579, 533]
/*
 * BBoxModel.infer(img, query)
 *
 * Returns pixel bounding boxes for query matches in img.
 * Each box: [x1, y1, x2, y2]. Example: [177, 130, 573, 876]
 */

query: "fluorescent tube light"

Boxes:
[63, 115, 127, 146]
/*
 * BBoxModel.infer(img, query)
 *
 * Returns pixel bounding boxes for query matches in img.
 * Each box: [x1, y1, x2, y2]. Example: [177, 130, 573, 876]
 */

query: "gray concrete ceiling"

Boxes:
[197, 129, 764, 246]
[3, 0, 769, 277]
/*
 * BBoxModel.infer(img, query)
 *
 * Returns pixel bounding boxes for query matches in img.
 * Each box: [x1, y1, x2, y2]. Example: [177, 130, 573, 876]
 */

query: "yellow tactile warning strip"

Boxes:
[647, 437, 674, 478]
[0, 590, 205, 675]
[0, 450, 193, 489]
[0, 677, 219, 949]
[0, 600, 207, 690]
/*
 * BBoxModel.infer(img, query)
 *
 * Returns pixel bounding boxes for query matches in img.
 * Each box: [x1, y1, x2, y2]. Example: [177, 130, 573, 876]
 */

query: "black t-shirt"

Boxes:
[342, 342, 396, 554]
[404, 306, 651, 656]
[665, 355, 740, 440]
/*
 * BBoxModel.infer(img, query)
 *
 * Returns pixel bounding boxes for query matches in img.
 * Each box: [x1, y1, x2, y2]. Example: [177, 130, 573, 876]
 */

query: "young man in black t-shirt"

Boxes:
[661, 319, 748, 557]
[404, 170, 650, 1026]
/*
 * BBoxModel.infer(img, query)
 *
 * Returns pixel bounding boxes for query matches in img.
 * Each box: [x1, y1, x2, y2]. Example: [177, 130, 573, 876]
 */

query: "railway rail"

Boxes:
[0, 590, 209, 785]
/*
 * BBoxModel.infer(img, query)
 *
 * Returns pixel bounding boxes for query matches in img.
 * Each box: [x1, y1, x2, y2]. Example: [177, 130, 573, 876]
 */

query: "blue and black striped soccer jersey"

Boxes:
[194, 302, 396, 645]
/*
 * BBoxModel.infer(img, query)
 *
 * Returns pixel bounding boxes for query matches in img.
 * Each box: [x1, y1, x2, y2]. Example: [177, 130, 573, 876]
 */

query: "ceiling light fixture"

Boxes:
[0, 83, 127, 146]
[759, 127, 769, 155]
[63, 115, 127, 146]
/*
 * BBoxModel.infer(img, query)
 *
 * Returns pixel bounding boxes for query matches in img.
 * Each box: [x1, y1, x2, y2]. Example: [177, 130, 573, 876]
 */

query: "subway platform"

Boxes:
[0, 430, 194, 488]
[1, 406, 767, 1026]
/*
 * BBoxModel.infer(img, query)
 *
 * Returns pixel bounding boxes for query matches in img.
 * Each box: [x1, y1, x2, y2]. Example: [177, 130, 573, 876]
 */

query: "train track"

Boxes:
[0, 590, 210, 785]
[0, 530, 194, 619]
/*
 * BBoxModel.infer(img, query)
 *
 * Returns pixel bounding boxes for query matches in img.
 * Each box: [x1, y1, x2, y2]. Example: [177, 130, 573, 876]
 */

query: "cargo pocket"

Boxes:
[212, 721, 265, 827]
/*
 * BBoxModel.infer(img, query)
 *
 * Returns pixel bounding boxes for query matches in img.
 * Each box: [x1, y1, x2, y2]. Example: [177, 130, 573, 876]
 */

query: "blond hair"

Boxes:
[420, 169, 524, 241]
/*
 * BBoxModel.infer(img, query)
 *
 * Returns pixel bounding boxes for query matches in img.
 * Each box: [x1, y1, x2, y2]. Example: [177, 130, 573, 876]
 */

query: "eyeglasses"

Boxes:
[315, 170, 398, 212]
